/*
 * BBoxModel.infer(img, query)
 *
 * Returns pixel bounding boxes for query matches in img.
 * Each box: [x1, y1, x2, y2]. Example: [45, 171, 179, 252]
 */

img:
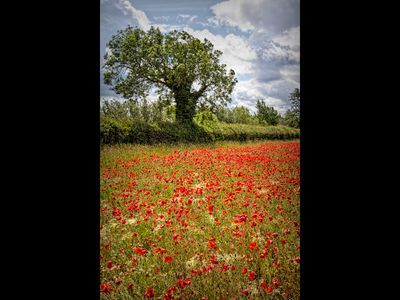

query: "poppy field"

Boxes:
[100, 141, 300, 299]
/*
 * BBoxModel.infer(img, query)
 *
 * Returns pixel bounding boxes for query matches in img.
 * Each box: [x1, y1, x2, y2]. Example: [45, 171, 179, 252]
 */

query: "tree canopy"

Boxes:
[284, 88, 300, 128]
[256, 99, 280, 126]
[103, 26, 237, 124]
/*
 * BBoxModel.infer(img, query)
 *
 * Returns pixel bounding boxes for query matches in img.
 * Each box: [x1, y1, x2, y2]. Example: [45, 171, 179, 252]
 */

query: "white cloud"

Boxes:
[210, 0, 255, 31]
[156, 23, 185, 33]
[206, 0, 300, 113]
[259, 41, 299, 64]
[272, 26, 300, 50]
[230, 76, 298, 114]
[280, 64, 300, 85]
[176, 14, 199, 24]
[178, 14, 191, 19]
[184, 27, 257, 75]
[211, 0, 300, 34]
[153, 16, 171, 22]
[114, 0, 151, 31]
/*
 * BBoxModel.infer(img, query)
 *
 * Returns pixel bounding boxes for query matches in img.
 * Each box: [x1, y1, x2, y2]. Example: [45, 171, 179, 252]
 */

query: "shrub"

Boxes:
[100, 117, 299, 145]
[100, 116, 130, 144]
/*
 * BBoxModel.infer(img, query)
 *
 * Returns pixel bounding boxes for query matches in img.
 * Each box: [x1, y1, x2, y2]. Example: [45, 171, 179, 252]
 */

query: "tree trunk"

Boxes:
[174, 88, 196, 125]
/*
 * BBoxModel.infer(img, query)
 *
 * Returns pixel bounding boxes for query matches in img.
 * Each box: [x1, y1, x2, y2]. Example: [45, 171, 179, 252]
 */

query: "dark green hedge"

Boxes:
[100, 117, 299, 145]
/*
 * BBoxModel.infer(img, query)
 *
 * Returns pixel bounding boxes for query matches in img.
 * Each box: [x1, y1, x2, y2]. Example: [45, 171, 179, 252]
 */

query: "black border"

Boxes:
[9, 0, 384, 298]
[10, 1, 101, 298]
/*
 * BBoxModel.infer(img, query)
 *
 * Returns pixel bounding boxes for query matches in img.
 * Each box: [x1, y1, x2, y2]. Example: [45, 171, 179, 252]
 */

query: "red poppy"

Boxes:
[242, 290, 249, 295]
[211, 256, 219, 264]
[165, 255, 173, 263]
[133, 247, 147, 255]
[272, 278, 280, 286]
[177, 279, 185, 288]
[248, 271, 256, 280]
[242, 267, 247, 274]
[260, 281, 268, 289]
[191, 269, 199, 275]
[100, 283, 112, 293]
[208, 239, 218, 250]
[248, 241, 257, 250]
[107, 260, 113, 269]
[267, 286, 273, 293]
[145, 287, 154, 298]
[127, 283, 133, 290]
[295, 256, 300, 264]
[260, 249, 268, 259]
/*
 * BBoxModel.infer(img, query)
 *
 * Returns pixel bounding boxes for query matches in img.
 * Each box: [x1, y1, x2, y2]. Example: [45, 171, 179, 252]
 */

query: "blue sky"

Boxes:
[100, 0, 300, 114]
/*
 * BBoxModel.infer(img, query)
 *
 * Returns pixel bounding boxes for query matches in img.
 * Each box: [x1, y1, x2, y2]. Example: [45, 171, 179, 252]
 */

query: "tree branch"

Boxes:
[117, 61, 170, 88]
[191, 83, 209, 99]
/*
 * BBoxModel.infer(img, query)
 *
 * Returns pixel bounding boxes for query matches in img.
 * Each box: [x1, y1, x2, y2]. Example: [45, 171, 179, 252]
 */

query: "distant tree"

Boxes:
[231, 106, 253, 124]
[101, 99, 129, 120]
[283, 88, 300, 128]
[126, 99, 142, 121]
[103, 26, 237, 124]
[214, 106, 234, 123]
[150, 99, 165, 124]
[256, 99, 280, 126]
[141, 98, 151, 123]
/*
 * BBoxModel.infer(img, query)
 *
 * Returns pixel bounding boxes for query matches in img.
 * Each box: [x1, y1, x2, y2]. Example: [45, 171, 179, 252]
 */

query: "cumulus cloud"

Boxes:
[250, 26, 299, 64]
[114, 0, 151, 31]
[184, 27, 257, 75]
[177, 14, 198, 22]
[211, 0, 300, 34]
[153, 15, 171, 22]
[272, 26, 300, 50]
[207, 0, 300, 112]
[231, 78, 294, 114]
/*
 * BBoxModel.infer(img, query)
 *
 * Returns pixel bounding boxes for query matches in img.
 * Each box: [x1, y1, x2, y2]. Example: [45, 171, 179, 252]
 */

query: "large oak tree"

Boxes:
[103, 26, 237, 124]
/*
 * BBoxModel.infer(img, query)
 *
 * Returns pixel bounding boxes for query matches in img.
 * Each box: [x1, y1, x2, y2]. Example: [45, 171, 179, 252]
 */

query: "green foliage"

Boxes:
[103, 26, 237, 123]
[231, 106, 253, 124]
[194, 110, 222, 141]
[101, 99, 130, 120]
[100, 114, 299, 145]
[100, 115, 130, 144]
[163, 104, 176, 122]
[194, 110, 219, 127]
[218, 123, 298, 141]
[213, 105, 260, 125]
[283, 88, 300, 128]
[289, 88, 300, 113]
[214, 105, 234, 123]
[101, 98, 174, 125]
[256, 99, 281, 126]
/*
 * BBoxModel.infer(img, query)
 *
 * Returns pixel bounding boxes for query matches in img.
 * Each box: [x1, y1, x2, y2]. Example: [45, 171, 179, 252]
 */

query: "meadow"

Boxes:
[100, 140, 300, 299]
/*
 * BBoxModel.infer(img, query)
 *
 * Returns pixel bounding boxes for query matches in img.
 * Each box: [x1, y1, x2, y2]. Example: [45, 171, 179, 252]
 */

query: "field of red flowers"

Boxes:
[100, 141, 300, 299]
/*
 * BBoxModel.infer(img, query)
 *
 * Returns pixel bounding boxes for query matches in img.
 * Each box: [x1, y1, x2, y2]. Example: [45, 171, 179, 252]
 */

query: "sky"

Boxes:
[100, 0, 300, 115]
